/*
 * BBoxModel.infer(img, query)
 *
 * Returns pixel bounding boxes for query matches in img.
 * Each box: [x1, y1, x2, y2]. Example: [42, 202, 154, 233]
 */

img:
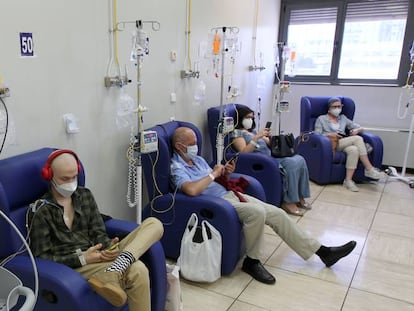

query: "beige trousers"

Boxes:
[222, 192, 320, 260]
[337, 135, 367, 169]
[76, 217, 164, 311]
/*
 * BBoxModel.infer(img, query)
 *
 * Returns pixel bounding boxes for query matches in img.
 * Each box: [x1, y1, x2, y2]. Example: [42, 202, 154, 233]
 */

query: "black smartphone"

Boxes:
[265, 121, 272, 128]
[228, 153, 239, 163]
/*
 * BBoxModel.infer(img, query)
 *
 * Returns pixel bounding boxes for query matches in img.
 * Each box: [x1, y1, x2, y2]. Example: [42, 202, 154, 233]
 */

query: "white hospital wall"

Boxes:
[0, 0, 411, 221]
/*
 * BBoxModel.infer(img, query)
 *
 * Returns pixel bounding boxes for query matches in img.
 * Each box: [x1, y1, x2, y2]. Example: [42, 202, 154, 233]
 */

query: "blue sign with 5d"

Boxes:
[20, 32, 34, 57]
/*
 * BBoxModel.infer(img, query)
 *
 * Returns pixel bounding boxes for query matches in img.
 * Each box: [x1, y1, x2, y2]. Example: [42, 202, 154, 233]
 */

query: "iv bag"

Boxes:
[116, 89, 137, 129]
[194, 80, 206, 104]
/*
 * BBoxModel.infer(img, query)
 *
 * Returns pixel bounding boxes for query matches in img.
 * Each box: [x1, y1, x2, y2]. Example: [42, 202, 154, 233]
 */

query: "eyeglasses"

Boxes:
[330, 105, 342, 108]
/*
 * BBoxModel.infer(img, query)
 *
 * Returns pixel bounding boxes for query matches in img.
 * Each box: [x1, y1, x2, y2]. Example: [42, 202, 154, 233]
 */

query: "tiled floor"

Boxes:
[173, 175, 414, 311]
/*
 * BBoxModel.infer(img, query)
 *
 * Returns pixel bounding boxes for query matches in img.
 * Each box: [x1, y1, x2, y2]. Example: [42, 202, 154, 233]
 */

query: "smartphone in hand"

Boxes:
[227, 153, 239, 163]
[265, 121, 272, 129]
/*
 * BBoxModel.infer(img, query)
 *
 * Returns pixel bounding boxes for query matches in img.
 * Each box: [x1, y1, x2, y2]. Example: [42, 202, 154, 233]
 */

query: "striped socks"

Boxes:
[105, 251, 135, 274]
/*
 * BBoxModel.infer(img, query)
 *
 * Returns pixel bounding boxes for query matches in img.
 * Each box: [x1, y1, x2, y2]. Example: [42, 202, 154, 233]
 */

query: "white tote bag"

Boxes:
[165, 264, 184, 311]
[177, 213, 222, 283]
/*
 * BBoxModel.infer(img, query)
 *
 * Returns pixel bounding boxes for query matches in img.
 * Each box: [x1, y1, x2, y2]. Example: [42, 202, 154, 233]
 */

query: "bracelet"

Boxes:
[208, 173, 215, 181]
[76, 248, 87, 266]
[249, 140, 258, 147]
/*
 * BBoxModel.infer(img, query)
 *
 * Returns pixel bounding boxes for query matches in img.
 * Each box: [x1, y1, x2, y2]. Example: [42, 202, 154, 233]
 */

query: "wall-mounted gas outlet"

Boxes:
[0, 87, 10, 98]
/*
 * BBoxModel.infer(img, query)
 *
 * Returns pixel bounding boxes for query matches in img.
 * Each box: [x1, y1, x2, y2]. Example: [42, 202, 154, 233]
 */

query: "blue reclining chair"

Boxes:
[141, 120, 266, 275]
[0, 147, 166, 311]
[207, 104, 283, 207]
[298, 96, 384, 185]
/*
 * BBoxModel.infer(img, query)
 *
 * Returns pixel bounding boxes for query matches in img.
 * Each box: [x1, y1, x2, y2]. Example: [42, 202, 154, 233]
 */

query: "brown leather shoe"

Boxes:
[88, 271, 127, 307]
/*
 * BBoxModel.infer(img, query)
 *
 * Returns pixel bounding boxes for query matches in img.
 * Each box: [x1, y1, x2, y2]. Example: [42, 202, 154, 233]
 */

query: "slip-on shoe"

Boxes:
[320, 241, 357, 267]
[88, 271, 127, 307]
[242, 259, 276, 284]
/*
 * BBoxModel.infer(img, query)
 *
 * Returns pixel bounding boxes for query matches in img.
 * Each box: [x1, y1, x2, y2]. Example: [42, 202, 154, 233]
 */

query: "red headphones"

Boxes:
[41, 149, 82, 181]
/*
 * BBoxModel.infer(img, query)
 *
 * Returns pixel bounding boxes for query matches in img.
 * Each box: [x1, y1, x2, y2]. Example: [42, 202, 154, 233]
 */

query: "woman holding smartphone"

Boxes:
[231, 105, 311, 216]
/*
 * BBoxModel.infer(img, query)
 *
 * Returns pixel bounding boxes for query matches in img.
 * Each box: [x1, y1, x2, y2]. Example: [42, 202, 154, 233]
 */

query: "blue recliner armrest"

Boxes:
[6, 256, 124, 310]
[233, 153, 282, 206]
[105, 219, 167, 311]
[297, 133, 336, 185]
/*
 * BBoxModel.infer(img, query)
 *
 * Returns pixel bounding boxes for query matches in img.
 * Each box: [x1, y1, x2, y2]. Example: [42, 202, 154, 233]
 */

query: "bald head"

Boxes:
[50, 152, 79, 183]
[172, 127, 196, 147]
[172, 127, 198, 160]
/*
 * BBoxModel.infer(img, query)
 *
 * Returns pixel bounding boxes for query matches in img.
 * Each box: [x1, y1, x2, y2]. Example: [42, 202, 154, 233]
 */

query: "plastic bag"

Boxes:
[177, 213, 222, 283]
[165, 264, 184, 311]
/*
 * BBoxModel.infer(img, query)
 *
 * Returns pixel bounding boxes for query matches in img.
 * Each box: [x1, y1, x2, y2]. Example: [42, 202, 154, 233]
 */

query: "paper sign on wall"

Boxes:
[19, 32, 35, 57]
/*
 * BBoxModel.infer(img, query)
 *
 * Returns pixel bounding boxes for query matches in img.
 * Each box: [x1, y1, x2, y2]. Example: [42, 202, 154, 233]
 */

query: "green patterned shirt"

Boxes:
[29, 186, 111, 268]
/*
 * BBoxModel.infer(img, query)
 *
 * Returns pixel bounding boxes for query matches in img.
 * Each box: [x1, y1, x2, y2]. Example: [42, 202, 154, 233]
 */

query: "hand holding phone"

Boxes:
[228, 153, 239, 163]
[106, 242, 120, 251]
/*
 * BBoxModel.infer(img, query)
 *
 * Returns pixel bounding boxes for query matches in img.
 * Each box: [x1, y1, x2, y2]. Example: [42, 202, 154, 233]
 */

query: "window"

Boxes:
[278, 0, 414, 85]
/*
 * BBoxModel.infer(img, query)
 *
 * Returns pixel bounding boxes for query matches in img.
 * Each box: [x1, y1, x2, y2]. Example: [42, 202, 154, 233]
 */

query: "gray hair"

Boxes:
[328, 97, 341, 107]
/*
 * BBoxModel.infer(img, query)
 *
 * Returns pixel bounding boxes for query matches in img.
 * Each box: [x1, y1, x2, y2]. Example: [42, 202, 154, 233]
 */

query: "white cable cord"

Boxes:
[126, 130, 138, 208]
[0, 209, 38, 309]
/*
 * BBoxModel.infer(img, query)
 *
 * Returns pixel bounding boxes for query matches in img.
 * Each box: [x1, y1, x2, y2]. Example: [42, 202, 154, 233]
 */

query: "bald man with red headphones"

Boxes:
[29, 149, 164, 311]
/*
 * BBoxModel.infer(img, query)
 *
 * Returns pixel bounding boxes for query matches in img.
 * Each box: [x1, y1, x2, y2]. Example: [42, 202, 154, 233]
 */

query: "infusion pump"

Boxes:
[140, 130, 158, 153]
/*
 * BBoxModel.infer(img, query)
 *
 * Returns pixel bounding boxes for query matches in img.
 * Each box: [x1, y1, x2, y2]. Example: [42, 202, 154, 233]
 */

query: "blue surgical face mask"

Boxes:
[185, 144, 198, 159]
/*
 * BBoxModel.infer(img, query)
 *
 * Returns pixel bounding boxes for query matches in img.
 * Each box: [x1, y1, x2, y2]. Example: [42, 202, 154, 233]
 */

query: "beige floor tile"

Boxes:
[180, 281, 234, 311]
[371, 211, 414, 238]
[185, 260, 250, 298]
[343, 288, 414, 311]
[317, 183, 382, 210]
[352, 257, 414, 304]
[266, 241, 359, 286]
[296, 217, 367, 255]
[228, 301, 270, 311]
[362, 230, 414, 266]
[378, 192, 414, 218]
[383, 177, 414, 200]
[303, 200, 375, 231]
[238, 267, 348, 311]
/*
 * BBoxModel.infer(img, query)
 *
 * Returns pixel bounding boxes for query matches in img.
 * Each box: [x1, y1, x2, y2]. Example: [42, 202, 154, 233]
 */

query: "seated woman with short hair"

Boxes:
[314, 97, 384, 192]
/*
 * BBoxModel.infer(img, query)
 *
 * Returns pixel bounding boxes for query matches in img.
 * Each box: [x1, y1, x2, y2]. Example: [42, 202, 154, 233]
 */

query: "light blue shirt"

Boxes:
[231, 129, 271, 156]
[170, 152, 228, 197]
[314, 114, 359, 135]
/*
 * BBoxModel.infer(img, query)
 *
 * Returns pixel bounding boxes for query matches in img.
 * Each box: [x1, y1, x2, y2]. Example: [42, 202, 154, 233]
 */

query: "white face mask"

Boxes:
[329, 108, 342, 117]
[185, 144, 198, 160]
[52, 179, 78, 198]
[242, 118, 253, 130]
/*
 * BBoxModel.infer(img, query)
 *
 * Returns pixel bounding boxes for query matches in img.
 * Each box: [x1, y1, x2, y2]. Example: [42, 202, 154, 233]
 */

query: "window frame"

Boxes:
[278, 0, 414, 86]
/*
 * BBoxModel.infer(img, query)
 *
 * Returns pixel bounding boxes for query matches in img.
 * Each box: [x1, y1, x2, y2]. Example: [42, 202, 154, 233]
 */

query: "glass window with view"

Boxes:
[280, 0, 411, 84]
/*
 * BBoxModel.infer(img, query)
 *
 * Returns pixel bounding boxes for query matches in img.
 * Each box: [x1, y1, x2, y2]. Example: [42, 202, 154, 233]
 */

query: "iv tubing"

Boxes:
[251, 0, 260, 68]
[0, 209, 38, 307]
[106, 0, 121, 77]
[184, 0, 193, 71]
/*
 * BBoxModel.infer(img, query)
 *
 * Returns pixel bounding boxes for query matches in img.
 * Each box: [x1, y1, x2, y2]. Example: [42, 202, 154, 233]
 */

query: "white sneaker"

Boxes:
[364, 167, 384, 180]
[343, 179, 359, 192]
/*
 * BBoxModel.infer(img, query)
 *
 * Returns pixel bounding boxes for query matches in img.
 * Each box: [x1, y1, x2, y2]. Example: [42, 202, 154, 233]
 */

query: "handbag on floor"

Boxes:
[177, 213, 222, 283]
[270, 133, 296, 158]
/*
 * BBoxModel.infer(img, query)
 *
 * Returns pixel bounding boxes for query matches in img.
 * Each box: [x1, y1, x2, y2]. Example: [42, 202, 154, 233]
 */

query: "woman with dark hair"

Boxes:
[230, 105, 311, 216]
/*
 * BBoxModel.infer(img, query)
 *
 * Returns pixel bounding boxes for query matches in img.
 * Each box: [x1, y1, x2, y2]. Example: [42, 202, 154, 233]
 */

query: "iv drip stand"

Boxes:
[216, 26, 227, 165]
[385, 46, 414, 188]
